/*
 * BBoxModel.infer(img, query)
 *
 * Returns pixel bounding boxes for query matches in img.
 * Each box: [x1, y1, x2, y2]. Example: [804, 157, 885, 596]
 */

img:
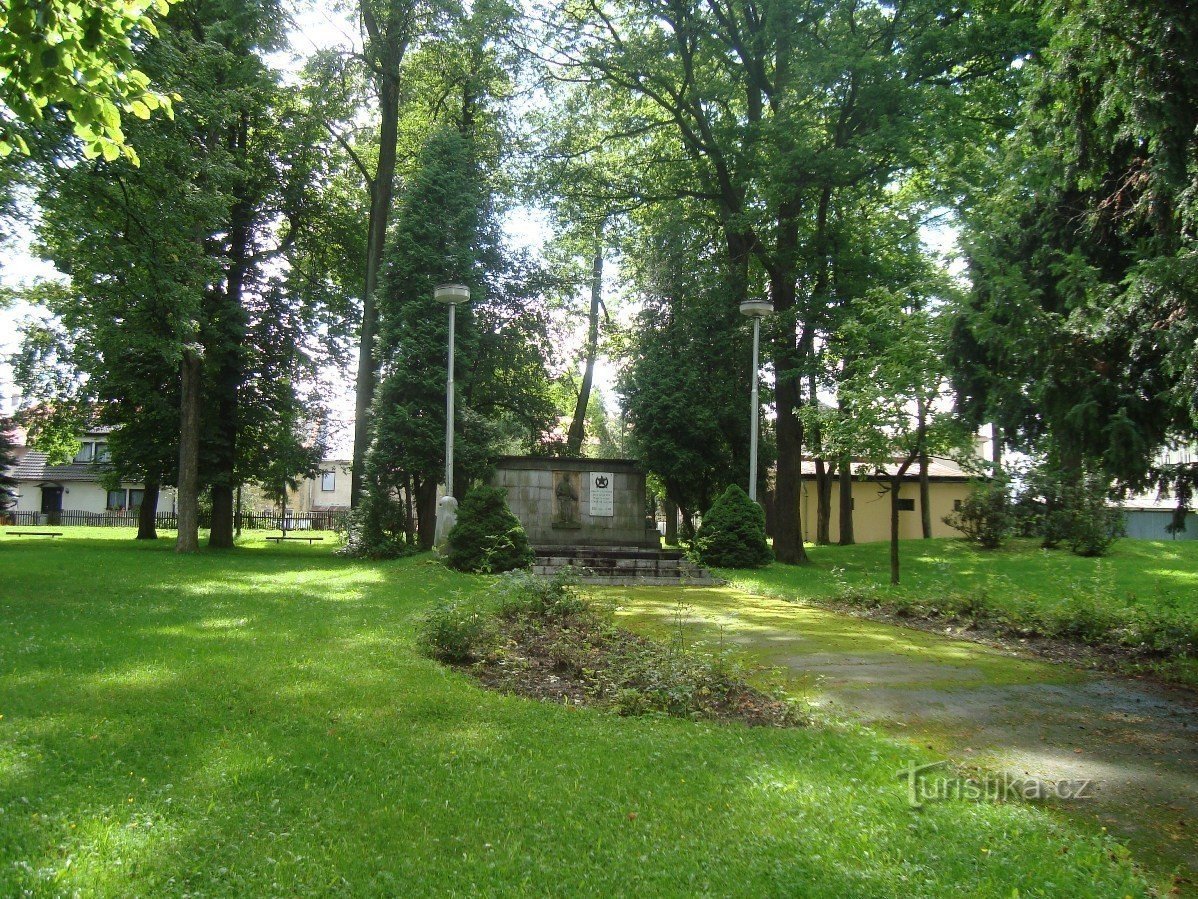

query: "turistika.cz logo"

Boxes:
[897, 760, 1097, 809]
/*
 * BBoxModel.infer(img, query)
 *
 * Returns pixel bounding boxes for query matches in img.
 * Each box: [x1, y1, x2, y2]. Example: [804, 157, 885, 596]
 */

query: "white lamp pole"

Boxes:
[434, 283, 470, 548]
[739, 299, 773, 501]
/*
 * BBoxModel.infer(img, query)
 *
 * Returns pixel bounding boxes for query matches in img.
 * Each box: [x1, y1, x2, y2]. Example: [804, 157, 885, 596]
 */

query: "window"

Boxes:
[897, 498, 916, 512]
[128, 489, 145, 510]
[75, 442, 96, 463]
[321, 471, 336, 492]
[107, 489, 127, 511]
[95, 442, 110, 462]
[953, 499, 962, 511]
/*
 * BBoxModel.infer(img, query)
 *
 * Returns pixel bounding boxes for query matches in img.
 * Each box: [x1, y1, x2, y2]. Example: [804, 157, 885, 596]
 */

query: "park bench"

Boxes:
[6, 531, 64, 537]
[264, 535, 325, 545]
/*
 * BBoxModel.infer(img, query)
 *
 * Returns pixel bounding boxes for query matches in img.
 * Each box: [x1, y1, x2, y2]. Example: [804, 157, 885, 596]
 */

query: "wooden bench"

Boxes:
[6, 531, 64, 537]
[264, 535, 325, 545]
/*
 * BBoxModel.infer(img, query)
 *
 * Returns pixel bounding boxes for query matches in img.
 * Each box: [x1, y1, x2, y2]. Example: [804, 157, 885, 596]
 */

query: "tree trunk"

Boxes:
[917, 395, 932, 539]
[137, 480, 160, 540]
[770, 266, 809, 565]
[351, 42, 405, 510]
[890, 474, 902, 585]
[176, 350, 202, 553]
[235, 484, 243, 537]
[416, 477, 438, 550]
[815, 458, 832, 545]
[991, 423, 1002, 471]
[838, 456, 854, 545]
[664, 497, 678, 545]
[210, 484, 235, 548]
[567, 226, 603, 455]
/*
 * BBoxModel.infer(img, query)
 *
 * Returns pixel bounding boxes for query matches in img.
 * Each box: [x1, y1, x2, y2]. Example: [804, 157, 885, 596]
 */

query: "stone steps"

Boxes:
[532, 545, 721, 587]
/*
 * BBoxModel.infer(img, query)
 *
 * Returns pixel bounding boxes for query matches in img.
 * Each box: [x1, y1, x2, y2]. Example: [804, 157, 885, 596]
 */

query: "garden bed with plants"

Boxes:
[419, 571, 805, 726]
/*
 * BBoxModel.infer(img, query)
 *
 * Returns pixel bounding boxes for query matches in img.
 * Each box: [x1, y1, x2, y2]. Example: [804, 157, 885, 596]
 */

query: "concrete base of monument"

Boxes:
[532, 545, 722, 587]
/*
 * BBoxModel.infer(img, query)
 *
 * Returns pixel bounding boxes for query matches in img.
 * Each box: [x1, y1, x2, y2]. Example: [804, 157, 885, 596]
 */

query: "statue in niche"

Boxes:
[552, 470, 581, 527]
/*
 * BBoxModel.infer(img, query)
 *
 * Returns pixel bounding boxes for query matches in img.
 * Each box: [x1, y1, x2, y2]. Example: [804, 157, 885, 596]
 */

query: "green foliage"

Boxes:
[0, 0, 176, 162]
[1016, 464, 1125, 557]
[943, 479, 1012, 550]
[694, 485, 772, 569]
[417, 597, 498, 663]
[445, 486, 533, 574]
[492, 568, 587, 619]
[952, 0, 1198, 497]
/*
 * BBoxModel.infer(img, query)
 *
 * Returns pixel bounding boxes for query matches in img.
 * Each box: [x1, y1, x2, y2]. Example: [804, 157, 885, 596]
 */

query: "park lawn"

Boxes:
[0, 532, 1148, 896]
[720, 538, 1198, 684]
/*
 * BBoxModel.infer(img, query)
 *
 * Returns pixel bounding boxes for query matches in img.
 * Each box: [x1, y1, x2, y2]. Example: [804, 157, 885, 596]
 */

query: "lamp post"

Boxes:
[434, 283, 470, 548]
[739, 298, 773, 501]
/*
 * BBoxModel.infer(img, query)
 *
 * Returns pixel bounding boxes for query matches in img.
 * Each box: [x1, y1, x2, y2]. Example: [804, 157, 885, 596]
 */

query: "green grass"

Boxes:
[0, 530, 1149, 896]
[720, 538, 1198, 683]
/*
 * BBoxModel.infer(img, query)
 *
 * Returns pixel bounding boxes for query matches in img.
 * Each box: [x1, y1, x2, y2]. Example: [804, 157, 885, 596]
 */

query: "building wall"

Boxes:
[12, 481, 162, 514]
[799, 478, 974, 544]
[1123, 510, 1198, 541]
[240, 461, 353, 514]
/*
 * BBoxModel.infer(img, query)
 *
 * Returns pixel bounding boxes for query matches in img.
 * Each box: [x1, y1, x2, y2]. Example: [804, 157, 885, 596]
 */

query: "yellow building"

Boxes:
[798, 458, 978, 544]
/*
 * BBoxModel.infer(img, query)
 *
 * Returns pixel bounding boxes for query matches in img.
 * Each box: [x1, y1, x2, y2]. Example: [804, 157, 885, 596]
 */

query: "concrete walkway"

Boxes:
[612, 587, 1198, 894]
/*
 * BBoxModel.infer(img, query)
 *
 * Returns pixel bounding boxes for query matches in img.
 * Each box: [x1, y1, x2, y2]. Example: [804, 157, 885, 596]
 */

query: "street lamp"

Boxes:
[434, 283, 471, 549]
[739, 298, 772, 502]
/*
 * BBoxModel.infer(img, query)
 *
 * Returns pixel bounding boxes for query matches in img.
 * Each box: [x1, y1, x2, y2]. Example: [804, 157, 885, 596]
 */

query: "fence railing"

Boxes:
[3, 510, 349, 531]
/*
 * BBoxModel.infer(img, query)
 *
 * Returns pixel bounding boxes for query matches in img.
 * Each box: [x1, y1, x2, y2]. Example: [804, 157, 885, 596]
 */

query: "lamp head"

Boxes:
[739, 299, 773, 318]
[434, 283, 471, 305]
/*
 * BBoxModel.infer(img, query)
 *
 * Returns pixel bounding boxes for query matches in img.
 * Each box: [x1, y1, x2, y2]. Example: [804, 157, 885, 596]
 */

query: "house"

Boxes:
[6, 426, 173, 523]
[238, 460, 352, 516]
[799, 457, 979, 544]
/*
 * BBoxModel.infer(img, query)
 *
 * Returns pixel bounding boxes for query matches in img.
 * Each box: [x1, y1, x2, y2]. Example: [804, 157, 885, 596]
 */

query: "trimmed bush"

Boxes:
[694, 484, 772, 568]
[943, 478, 1012, 549]
[446, 485, 534, 573]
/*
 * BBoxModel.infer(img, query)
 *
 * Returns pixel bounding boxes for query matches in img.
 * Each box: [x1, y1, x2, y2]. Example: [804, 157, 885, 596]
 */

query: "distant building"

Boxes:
[798, 457, 979, 544]
[6, 426, 173, 521]
[1121, 443, 1198, 541]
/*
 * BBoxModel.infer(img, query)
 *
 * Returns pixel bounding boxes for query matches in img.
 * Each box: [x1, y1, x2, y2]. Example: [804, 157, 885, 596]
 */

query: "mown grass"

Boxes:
[0, 530, 1149, 896]
[720, 538, 1198, 684]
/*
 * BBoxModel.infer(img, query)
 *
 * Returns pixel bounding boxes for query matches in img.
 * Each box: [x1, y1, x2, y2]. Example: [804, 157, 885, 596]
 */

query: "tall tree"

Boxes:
[953, 0, 1198, 512]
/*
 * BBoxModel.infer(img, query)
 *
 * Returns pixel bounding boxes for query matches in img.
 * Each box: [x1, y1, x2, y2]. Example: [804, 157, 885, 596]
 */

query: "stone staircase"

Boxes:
[532, 545, 721, 587]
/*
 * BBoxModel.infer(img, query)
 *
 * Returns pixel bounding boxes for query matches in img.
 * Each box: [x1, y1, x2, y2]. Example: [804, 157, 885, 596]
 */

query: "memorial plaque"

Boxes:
[589, 472, 614, 517]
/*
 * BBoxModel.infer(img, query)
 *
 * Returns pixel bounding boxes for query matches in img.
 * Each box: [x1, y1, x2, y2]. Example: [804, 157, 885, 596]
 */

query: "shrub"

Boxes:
[492, 568, 588, 618]
[417, 598, 498, 663]
[694, 484, 772, 568]
[1061, 474, 1124, 557]
[942, 478, 1012, 549]
[446, 486, 534, 573]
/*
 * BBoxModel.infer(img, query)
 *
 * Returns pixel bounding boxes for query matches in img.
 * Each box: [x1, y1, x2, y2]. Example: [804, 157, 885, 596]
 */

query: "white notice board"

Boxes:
[589, 472, 614, 517]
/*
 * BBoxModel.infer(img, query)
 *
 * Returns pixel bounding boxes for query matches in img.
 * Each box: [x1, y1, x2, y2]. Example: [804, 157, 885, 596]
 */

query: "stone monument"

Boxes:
[492, 456, 660, 549]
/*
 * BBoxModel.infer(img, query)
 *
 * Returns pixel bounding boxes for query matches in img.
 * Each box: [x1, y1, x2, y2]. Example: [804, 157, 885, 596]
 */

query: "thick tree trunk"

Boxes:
[567, 227, 603, 456]
[890, 475, 902, 586]
[917, 396, 932, 539]
[770, 266, 809, 565]
[664, 497, 678, 546]
[210, 484, 235, 548]
[351, 55, 404, 510]
[137, 480, 160, 540]
[416, 478, 438, 550]
[176, 350, 202, 553]
[838, 456, 854, 545]
[991, 423, 1002, 471]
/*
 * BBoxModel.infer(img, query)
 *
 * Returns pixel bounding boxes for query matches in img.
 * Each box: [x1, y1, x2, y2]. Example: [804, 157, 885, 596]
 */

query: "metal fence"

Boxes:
[3, 510, 349, 531]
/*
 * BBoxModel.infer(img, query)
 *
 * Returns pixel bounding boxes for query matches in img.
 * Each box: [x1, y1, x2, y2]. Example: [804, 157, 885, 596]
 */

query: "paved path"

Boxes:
[612, 587, 1198, 894]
